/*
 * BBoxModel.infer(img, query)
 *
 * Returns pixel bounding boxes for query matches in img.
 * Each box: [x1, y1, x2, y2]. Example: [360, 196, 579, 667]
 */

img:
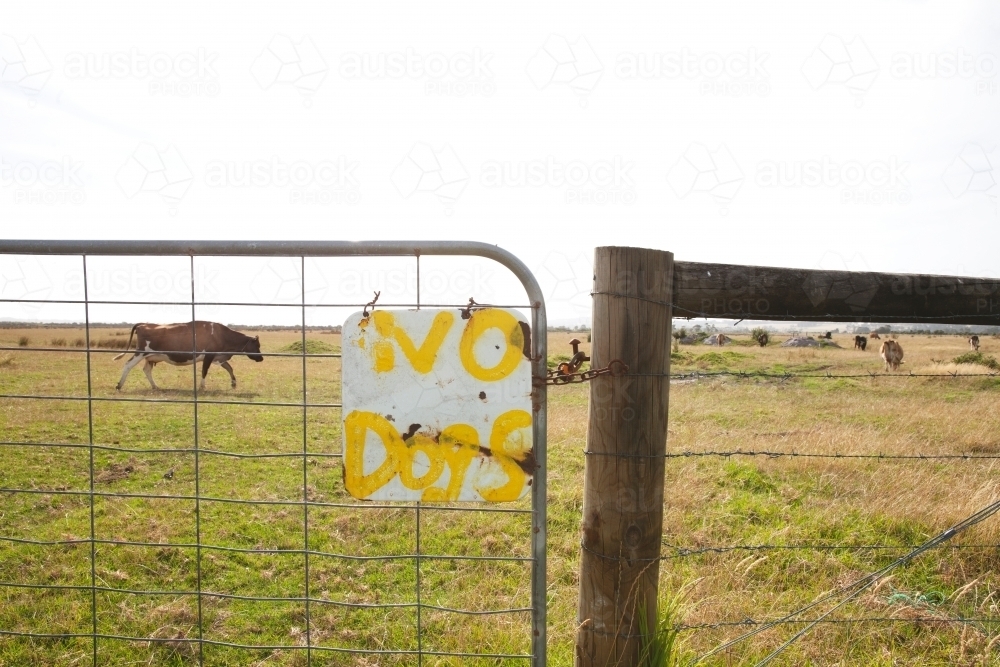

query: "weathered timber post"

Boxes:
[576, 246, 673, 666]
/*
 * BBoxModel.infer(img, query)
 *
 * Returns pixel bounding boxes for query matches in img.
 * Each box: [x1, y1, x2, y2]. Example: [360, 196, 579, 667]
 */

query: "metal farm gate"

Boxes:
[0, 240, 547, 665]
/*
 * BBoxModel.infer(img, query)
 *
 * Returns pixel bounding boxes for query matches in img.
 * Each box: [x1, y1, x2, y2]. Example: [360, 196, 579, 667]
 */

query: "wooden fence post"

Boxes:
[576, 246, 674, 666]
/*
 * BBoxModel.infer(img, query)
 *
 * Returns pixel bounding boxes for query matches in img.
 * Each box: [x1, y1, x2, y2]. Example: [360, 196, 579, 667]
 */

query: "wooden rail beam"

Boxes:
[674, 262, 1000, 326]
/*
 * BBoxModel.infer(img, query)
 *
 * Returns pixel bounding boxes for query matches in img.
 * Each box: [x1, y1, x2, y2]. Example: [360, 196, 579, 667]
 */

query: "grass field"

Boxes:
[3, 326, 1000, 665]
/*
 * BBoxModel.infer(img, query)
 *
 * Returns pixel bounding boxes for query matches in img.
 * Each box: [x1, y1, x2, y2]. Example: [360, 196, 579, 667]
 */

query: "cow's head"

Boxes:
[246, 335, 264, 362]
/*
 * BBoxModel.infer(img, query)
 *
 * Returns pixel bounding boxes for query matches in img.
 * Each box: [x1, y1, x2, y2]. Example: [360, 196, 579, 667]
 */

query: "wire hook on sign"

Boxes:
[460, 297, 487, 319]
[546, 358, 629, 385]
[362, 291, 380, 317]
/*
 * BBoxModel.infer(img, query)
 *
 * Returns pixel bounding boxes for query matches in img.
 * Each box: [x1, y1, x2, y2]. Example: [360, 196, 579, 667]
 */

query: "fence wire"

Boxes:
[0, 245, 547, 666]
[653, 366, 1000, 662]
[688, 495, 1000, 665]
[671, 369, 999, 379]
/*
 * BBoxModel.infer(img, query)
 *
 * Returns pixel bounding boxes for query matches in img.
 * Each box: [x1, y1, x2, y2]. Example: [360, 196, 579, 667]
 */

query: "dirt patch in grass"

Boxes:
[95, 458, 142, 484]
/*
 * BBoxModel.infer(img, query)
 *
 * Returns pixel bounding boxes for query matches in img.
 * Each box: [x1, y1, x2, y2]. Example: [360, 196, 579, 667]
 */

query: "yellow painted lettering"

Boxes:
[424, 424, 481, 501]
[475, 409, 532, 502]
[371, 310, 454, 374]
[344, 409, 532, 502]
[373, 340, 394, 372]
[399, 433, 446, 490]
[459, 309, 525, 382]
[343, 411, 401, 499]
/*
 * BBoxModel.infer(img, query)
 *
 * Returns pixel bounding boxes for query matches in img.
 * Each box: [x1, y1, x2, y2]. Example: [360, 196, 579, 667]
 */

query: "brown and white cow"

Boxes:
[970, 335, 980, 352]
[114, 321, 263, 391]
[879, 340, 904, 372]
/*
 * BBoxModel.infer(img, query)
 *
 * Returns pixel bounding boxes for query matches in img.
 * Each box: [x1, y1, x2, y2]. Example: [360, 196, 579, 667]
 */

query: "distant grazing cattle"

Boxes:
[757, 332, 769, 347]
[970, 335, 980, 352]
[823, 331, 833, 340]
[854, 335, 867, 351]
[114, 321, 264, 391]
[869, 332, 881, 340]
[879, 340, 904, 371]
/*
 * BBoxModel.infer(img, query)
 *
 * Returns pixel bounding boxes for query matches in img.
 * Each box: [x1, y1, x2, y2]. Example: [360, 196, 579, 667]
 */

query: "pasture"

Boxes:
[3, 326, 1000, 665]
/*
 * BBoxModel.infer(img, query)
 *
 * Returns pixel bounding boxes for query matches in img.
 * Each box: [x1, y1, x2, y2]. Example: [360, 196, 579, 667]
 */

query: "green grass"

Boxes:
[671, 350, 752, 371]
[280, 339, 340, 355]
[638, 590, 690, 667]
[0, 329, 524, 665]
[547, 353, 571, 369]
[4, 330, 1000, 664]
[953, 352, 1000, 370]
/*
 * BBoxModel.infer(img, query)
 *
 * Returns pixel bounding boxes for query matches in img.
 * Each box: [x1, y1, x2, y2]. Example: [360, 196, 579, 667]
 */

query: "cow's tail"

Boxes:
[113, 324, 140, 360]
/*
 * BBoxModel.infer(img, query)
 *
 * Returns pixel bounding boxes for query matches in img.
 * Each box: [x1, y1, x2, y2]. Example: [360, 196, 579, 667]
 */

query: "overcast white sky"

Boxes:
[2, 1, 998, 325]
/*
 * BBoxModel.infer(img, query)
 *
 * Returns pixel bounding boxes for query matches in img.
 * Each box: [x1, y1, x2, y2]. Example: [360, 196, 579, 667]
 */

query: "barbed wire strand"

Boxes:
[693, 494, 1000, 665]
[585, 448, 1000, 460]
[677, 615, 1000, 631]
[669, 370, 999, 379]
[586, 614, 1000, 639]
[665, 450, 1000, 460]
[661, 542, 1000, 557]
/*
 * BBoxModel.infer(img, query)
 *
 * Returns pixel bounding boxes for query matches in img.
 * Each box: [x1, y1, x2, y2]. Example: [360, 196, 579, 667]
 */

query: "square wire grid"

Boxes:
[0, 243, 548, 667]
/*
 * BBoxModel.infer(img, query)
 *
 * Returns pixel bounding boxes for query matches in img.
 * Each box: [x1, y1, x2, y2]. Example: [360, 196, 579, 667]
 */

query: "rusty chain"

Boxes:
[545, 358, 629, 385]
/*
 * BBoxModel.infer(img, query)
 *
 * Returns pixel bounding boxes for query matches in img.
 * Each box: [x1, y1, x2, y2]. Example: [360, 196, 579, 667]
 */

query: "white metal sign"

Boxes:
[342, 307, 533, 502]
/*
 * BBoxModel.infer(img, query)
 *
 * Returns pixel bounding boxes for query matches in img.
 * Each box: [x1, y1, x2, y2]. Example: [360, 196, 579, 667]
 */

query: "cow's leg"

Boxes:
[141, 360, 160, 390]
[200, 354, 215, 391]
[220, 361, 237, 388]
[116, 354, 145, 391]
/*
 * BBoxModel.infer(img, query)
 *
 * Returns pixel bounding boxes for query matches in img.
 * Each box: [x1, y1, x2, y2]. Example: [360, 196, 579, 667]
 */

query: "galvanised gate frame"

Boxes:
[0, 240, 548, 666]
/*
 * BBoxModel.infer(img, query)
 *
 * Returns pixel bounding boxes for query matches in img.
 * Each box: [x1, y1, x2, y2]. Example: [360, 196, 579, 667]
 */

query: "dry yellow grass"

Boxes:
[547, 330, 1000, 665]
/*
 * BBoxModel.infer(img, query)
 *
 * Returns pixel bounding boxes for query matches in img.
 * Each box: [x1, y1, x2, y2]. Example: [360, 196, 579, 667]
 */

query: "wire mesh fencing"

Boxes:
[0, 241, 548, 666]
